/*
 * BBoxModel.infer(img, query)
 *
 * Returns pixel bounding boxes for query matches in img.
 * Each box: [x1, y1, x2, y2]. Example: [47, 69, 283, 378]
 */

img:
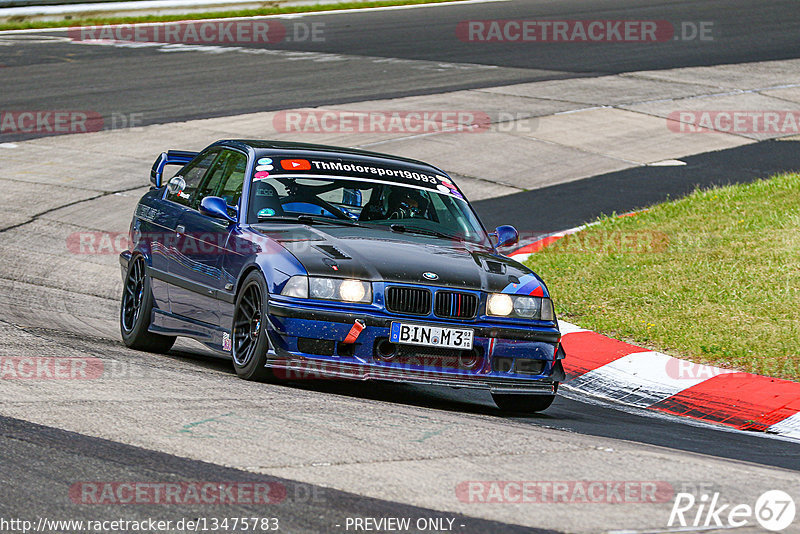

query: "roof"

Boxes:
[212, 139, 445, 175]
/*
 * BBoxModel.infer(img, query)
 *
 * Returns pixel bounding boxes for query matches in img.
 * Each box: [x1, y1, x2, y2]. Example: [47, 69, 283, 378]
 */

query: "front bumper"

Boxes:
[268, 358, 560, 394]
[265, 297, 564, 394]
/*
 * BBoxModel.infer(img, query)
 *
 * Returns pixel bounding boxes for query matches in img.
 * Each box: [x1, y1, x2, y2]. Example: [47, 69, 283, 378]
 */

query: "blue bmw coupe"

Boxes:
[120, 140, 565, 412]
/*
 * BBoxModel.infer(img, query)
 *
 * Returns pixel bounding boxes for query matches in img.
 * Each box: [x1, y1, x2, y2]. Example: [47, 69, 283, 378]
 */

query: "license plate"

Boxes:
[390, 322, 473, 350]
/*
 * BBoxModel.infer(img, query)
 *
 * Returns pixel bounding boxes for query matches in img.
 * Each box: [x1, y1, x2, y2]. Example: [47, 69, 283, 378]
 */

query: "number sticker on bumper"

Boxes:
[390, 322, 474, 350]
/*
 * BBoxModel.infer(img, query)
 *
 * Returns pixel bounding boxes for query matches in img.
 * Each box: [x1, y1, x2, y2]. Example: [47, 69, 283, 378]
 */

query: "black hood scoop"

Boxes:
[315, 244, 351, 259]
[482, 258, 507, 275]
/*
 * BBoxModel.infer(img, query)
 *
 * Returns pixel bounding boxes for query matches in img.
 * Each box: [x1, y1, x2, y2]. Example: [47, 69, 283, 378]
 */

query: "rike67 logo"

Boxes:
[669, 490, 796, 531]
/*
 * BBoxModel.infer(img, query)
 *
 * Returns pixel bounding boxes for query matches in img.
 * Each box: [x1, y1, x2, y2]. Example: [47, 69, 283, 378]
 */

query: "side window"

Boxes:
[194, 151, 234, 208]
[193, 150, 248, 211]
[166, 150, 219, 207]
[217, 152, 248, 207]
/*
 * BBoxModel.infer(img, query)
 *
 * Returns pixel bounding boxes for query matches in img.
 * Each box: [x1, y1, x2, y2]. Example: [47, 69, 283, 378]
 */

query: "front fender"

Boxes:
[119, 250, 133, 281]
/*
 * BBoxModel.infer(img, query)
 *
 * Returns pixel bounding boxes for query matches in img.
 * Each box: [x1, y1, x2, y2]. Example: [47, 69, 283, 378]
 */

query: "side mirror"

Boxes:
[491, 225, 519, 248]
[199, 196, 237, 223]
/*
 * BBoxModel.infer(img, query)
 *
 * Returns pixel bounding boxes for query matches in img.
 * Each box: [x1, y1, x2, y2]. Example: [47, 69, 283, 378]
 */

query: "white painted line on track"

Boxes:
[62, 37, 498, 72]
[647, 159, 686, 166]
[0, 0, 510, 34]
[0, 0, 265, 17]
[277, 0, 510, 17]
[0, 34, 71, 44]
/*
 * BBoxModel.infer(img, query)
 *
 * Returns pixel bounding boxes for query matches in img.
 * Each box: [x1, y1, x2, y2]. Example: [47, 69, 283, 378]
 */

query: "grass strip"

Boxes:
[0, 0, 461, 31]
[526, 172, 800, 380]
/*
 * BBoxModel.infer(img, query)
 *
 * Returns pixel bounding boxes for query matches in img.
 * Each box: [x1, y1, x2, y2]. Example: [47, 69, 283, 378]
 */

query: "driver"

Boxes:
[388, 188, 428, 219]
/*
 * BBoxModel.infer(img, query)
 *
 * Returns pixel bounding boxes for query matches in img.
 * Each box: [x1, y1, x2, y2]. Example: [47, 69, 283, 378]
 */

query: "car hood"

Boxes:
[253, 224, 548, 296]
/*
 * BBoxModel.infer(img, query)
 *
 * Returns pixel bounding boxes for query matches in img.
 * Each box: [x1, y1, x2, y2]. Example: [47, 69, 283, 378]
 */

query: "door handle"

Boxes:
[176, 225, 185, 235]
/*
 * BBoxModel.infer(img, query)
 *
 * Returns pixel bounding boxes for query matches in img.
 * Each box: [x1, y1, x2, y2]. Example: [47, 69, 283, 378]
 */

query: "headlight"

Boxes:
[487, 293, 513, 316]
[487, 293, 554, 320]
[339, 279, 368, 302]
[310, 277, 336, 299]
[282, 276, 372, 304]
[513, 295, 540, 317]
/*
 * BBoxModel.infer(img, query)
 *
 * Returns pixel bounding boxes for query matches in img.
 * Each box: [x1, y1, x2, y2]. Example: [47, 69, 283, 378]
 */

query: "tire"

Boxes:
[120, 255, 176, 353]
[492, 392, 556, 413]
[231, 270, 277, 382]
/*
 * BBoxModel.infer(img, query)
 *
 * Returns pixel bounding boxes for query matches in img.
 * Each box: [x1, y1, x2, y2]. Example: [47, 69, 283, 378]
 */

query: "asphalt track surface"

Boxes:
[2, 0, 800, 532]
[473, 139, 800, 231]
[0, 415, 550, 534]
[2, 0, 800, 135]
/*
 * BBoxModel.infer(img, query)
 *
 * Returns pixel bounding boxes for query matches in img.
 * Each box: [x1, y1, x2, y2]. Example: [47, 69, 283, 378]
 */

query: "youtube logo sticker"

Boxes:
[280, 159, 311, 171]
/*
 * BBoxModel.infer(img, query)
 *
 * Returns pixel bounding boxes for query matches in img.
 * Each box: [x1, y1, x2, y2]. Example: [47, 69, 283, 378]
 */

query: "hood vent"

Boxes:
[315, 244, 351, 260]
[482, 259, 507, 275]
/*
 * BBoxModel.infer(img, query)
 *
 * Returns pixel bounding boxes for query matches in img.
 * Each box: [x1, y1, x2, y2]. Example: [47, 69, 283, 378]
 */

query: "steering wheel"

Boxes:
[282, 196, 352, 220]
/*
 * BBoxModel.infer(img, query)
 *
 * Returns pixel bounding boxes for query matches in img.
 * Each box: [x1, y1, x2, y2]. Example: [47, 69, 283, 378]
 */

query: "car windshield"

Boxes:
[248, 175, 488, 244]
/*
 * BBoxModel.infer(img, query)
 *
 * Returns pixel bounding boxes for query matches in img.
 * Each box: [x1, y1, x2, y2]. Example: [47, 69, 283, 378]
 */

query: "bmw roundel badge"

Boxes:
[423, 272, 439, 280]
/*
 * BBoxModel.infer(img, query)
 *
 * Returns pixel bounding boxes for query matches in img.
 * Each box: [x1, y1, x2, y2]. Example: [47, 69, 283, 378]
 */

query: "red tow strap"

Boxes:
[342, 319, 366, 344]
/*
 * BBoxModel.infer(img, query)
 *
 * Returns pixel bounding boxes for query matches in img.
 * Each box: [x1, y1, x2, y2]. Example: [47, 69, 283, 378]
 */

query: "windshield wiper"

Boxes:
[258, 215, 361, 227]
[390, 224, 460, 241]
